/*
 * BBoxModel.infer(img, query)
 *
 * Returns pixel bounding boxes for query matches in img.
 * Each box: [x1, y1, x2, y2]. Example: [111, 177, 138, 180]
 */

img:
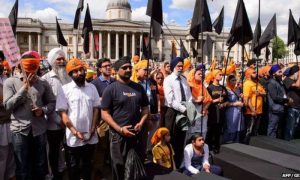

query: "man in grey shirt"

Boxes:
[3, 51, 56, 180]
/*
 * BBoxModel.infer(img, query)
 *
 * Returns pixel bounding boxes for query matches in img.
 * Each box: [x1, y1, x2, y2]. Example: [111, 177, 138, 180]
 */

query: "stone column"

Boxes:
[28, 33, 32, 51]
[212, 42, 215, 62]
[116, 33, 119, 60]
[38, 33, 42, 55]
[99, 32, 103, 59]
[107, 32, 111, 59]
[139, 34, 143, 58]
[73, 34, 77, 58]
[90, 32, 95, 59]
[132, 33, 135, 56]
[159, 37, 163, 61]
[124, 33, 127, 56]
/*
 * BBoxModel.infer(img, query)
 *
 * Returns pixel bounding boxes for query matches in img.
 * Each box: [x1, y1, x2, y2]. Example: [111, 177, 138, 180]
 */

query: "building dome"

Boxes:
[106, 0, 132, 20]
[107, 0, 132, 11]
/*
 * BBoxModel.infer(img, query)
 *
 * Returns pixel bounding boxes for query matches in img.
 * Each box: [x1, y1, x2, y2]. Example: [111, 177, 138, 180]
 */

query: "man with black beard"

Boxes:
[101, 57, 149, 180]
[42, 48, 71, 180]
[267, 64, 289, 139]
[243, 68, 266, 144]
[56, 58, 100, 180]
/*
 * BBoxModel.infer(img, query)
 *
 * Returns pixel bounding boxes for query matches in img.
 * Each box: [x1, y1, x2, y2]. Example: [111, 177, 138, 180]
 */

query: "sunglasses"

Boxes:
[121, 65, 132, 70]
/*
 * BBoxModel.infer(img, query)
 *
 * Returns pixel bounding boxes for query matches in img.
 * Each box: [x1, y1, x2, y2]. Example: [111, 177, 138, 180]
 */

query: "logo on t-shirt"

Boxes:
[123, 92, 136, 97]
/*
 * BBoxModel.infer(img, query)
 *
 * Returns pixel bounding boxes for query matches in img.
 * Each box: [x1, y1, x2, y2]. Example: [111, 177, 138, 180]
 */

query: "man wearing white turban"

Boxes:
[42, 48, 71, 180]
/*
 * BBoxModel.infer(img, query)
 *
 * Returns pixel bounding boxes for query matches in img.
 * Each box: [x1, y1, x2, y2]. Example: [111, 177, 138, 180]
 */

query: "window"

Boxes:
[69, 37, 73, 45]
[45, 36, 49, 44]
[78, 37, 81, 44]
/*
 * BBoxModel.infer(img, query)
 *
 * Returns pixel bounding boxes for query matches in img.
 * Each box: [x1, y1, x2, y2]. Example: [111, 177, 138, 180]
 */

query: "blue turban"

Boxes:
[269, 64, 281, 76]
[283, 67, 291, 77]
[170, 57, 184, 71]
[195, 64, 206, 72]
[284, 65, 299, 77]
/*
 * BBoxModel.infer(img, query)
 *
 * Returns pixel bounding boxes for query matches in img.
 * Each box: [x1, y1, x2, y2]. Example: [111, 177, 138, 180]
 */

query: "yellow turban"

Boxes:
[131, 60, 148, 83]
[222, 64, 237, 75]
[212, 69, 221, 79]
[86, 69, 96, 79]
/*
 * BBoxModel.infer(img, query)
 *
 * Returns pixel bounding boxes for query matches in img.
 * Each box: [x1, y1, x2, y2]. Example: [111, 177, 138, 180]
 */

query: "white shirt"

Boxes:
[183, 143, 210, 175]
[163, 73, 192, 113]
[42, 70, 71, 130]
[56, 81, 100, 147]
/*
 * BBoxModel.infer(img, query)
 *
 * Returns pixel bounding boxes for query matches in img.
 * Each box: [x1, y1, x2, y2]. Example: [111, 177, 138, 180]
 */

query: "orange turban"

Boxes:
[66, 58, 84, 74]
[151, 127, 169, 145]
[245, 68, 255, 79]
[205, 71, 214, 84]
[132, 55, 140, 64]
[222, 64, 236, 75]
[258, 65, 271, 77]
[183, 58, 191, 72]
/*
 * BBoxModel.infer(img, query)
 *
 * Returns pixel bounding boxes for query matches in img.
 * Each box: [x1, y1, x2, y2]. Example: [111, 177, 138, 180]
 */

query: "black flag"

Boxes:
[252, 18, 261, 57]
[287, 10, 300, 55]
[192, 47, 198, 58]
[180, 39, 189, 59]
[212, 6, 224, 35]
[142, 33, 151, 60]
[146, 0, 163, 41]
[8, 0, 18, 36]
[82, 4, 93, 54]
[226, 0, 253, 49]
[203, 34, 213, 58]
[146, 0, 163, 25]
[56, 17, 68, 46]
[190, 0, 212, 40]
[74, 0, 84, 29]
[258, 14, 277, 50]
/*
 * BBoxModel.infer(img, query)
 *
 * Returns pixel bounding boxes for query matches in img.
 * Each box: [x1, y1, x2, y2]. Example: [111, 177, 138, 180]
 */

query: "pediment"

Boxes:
[94, 19, 147, 28]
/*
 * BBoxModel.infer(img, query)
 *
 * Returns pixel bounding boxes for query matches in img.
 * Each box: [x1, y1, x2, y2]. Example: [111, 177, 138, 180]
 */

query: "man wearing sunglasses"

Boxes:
[267, 64, 290, 139]
[101, 57, 149, 180]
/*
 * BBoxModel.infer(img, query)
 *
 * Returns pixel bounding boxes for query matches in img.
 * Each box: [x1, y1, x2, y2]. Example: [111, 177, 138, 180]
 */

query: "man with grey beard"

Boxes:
[42, 48, 71, 180]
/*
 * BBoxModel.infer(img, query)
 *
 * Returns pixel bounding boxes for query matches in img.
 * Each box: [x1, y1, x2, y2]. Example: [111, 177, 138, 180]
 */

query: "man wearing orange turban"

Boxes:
[56, 57, 101, 180]
[243, 67, 266, 144]
[2, 60, 11, 78]
[3, 50, 56, 180]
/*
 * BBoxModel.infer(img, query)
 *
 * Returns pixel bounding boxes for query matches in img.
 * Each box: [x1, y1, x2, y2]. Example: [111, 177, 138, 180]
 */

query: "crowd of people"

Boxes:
[0, 48, 300, 180]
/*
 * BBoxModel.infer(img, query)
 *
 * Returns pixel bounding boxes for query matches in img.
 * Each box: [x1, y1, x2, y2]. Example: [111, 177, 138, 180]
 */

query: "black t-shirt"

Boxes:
[207, 84, 228, 124]
[283, 77, 300, 109]
[149, 78, 159, 114]
[101, 81, 149, 127]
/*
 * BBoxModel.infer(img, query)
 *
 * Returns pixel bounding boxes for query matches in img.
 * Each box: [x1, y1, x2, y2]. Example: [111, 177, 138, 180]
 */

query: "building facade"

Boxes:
[14, 0, 270, 64]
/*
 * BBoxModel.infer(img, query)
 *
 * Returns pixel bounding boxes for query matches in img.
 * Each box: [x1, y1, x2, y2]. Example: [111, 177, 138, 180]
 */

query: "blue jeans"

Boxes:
[268, 113, 284, 138]
[11, 132, 48, 180]
[285, 108, 300, 141]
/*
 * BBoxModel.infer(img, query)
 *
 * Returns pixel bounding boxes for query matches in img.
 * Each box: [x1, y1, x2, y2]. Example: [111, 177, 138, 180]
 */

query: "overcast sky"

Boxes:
[1, 0, 300, 43]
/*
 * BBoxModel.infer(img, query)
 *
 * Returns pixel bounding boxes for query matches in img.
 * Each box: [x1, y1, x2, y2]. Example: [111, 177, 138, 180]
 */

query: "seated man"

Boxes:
[182, 133, 222, 176]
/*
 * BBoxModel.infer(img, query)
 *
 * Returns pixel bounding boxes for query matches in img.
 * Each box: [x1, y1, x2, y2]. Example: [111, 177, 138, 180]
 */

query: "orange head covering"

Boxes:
[245, 68, 255, 79]
[2, 60, 11, 71]
[66, 58, 84, 74]
[132, 55, 140, 64]
[258, 65, 271, 77]
[222, 64, 236, 75]
[183, 58, 191, 72]
[151, 127, 170, 145]
[205, 71, 214, 84]
[20, 51, 41, 73]
[131, 60, 148, 83]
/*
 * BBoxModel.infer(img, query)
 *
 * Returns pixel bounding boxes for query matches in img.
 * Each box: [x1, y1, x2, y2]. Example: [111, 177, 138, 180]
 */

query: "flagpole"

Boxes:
[254, 0, 261, 114]
[76, 11, 82, 58]
[163, 21, 180, 47]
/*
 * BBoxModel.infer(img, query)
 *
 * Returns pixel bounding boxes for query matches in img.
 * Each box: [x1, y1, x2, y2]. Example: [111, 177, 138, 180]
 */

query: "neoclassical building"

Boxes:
[14, 0, 270, 63]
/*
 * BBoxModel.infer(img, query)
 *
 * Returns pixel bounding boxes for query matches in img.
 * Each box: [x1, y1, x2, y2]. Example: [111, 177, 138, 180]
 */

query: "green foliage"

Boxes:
[272, 36, 288, 62]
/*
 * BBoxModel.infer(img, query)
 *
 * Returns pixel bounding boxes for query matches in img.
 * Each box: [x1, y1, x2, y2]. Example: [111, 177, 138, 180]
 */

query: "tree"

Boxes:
[272, 36, 287, 62]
